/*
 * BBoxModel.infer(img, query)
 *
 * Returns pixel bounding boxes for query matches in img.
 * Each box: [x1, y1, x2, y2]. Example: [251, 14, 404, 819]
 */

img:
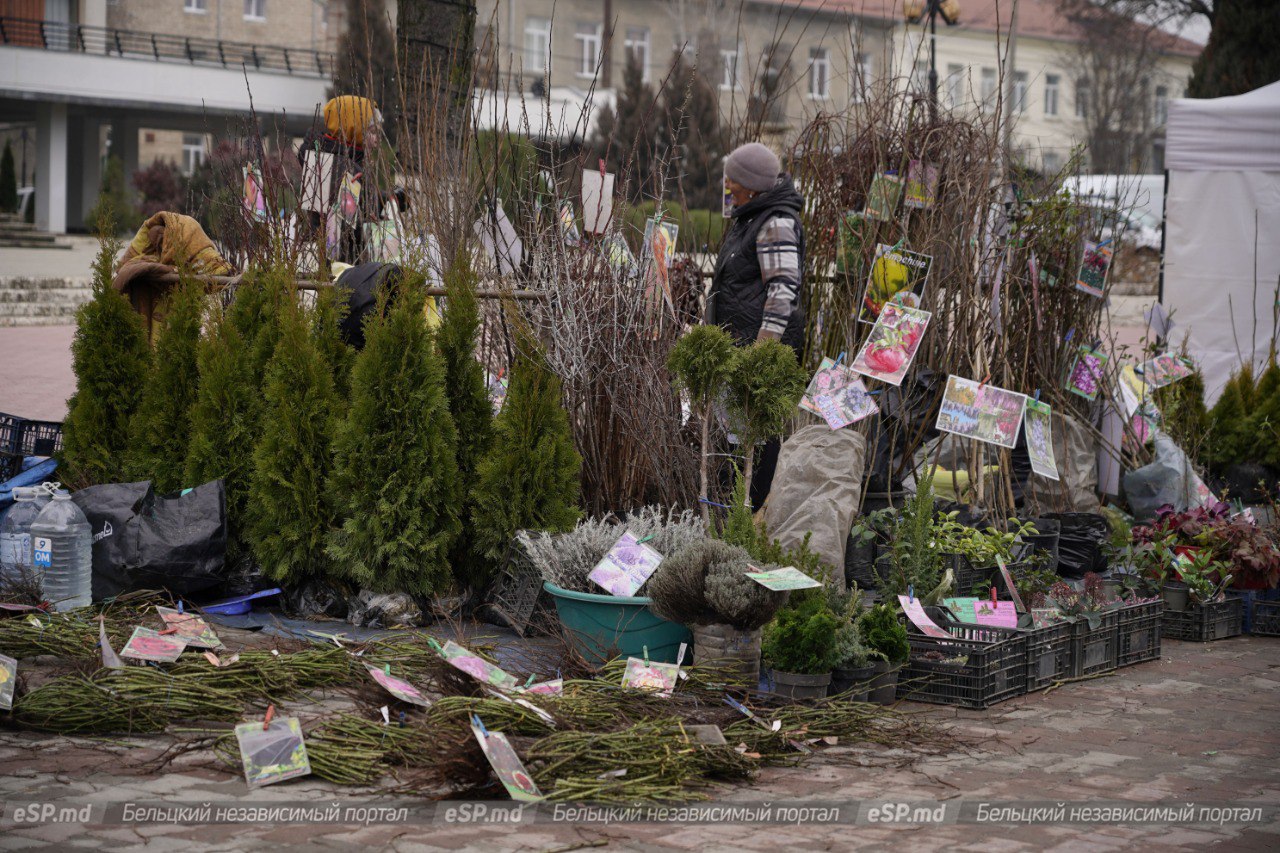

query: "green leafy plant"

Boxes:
[722, 340, 807, 506]
[667, 325, 736, 523]
[246, 297, 341, 586]
[856, 602, 909, 666]
[876, 470, 948, 601]
[1175, 550, 1233, 605]
[469, 335, 582, 588]
[762, 592, 842, 675]
[327, 282, 461, 597]
[60, 215, 151, 486]
[126, 274, 205, 492]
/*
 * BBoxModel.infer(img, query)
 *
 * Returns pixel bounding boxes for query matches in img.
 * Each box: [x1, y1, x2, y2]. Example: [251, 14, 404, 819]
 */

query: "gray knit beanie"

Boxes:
[724, 142, 781, 193]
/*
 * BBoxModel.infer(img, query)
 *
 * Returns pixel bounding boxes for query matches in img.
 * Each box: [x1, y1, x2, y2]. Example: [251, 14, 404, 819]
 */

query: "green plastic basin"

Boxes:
[543, 581, 691, 667]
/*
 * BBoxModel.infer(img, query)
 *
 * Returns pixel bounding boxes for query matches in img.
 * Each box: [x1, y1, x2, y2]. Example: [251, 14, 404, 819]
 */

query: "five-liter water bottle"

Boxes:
[29, 489, 93, 611]
[0, 486, 53, 588]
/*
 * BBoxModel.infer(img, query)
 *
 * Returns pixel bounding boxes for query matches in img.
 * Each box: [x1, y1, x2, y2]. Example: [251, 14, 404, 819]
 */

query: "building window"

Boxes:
[852, 53, 872, 102]
[808, 47, 831, 99]
[184, 0, 207, 13]
[720, 46, 739, 90]
[243, 0, 265, 21]
[575, 22, 602, 78]
[1075, 77, 1090, 118]
[980, 67, 997, 110]
[1044, 73, 1060, 116]
[624, 27, 650, 80]
[946, 63, 964, 108]
[524, 17, 551, 74]
[181, 134, 205, 176]
[911, 59, 930, 95]
[1013, 70, 1029, 113]
[1043, 151, 1062, 174]
[1154, 85, 1169, 126]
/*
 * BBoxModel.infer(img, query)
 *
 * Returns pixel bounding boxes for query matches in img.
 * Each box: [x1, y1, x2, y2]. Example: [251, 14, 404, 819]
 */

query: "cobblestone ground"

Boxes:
[1, 636, 1277, 851]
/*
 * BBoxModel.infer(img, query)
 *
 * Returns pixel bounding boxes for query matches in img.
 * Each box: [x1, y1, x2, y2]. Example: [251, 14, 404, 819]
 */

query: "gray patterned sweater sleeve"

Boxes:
[756, 214, 801, 336]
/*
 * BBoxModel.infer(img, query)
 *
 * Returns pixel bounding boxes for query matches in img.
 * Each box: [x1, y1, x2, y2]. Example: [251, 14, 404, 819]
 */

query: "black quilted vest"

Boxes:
[708, 175, 807, 350]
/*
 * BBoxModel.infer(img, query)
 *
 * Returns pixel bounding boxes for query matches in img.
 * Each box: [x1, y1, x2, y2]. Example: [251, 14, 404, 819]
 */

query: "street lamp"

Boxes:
[904, 0, 961, 121]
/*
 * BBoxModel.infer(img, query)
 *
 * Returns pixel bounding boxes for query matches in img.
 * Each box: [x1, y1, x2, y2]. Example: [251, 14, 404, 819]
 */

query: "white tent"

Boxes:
[1163, 80, 1280, 403]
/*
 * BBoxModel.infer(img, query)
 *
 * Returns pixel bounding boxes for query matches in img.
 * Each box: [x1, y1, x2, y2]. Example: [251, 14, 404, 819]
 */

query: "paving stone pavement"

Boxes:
[1, 636, 1277, 851]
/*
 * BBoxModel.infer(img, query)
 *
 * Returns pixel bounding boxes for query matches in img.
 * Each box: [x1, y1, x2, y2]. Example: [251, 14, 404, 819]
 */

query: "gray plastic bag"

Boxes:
[1123, 432, 1213, 523]
[762, 425, 866, 591]
[1025, 412, 1100, 514]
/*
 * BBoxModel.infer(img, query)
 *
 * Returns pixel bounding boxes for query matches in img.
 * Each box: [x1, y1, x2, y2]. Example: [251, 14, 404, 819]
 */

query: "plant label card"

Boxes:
[1075, 239, 1113, 298]
[366, 665, 432, 707]
[588, 531, 664, 597]
[156, 607, 224, 650]
[858, 244, 932, 324]
[898, 595, 952, 639]
[865, 173, 902, 222]
[558, 200, 582, 246]
[996, 557, 1026, 614]
[581, 169, 615, 234]
[942, 597, 981, 625]
[745, 565, 823, 591]
[1067, 346, 1109, 401]
[300, 148, 335, 214]
[935, 375, 1028, 449]
[904, 160, 939, 209]
[0, 653, 15, 710]
[799, 358, 879, 429]
[335, 172, 362, 224]
[439, 640, 521, 690]
[686, 724, 728, 746]
[643, 217, 679, 269]
[121, 626, 187, 662]
[242, 165, 267, 220]
[973, 600, 1019, 628]
[851, 303, 932, 386]
[621, 657, 679, 697]
[234, 717, 311, 788]
[487, 373, 509, 415]
[1138, 353, 1194, 389]
[1023, 399, 1059, 481]
[471, 719, 543, 802]
[522, 678, 563, 696]
[601, 232, 636, 275]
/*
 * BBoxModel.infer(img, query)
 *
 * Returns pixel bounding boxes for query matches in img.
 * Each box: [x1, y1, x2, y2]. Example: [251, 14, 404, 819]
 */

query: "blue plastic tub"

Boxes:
[543, 581, 690, 667]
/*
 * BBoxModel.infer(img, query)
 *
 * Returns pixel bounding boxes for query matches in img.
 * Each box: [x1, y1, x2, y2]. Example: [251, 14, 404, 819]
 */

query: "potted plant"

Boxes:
[828, 585, 875, 699]
[646, 538, 787, 687]
[857, 602, 910, 704]
[875, 471, 949, 601]
[1178, 551, 1233, 606]
[761, 592, 842, 700]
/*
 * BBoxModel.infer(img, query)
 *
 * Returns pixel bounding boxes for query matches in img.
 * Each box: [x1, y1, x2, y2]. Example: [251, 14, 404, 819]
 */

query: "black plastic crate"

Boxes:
[1252, 600, 1280, 637]
[1070, 611, 1119, 676]
[1162, 597, 1243, 642]
[481, 536, 554, 638]
[0, 452, 22, 483]
[1115, 600, 1162, 666]
[0, 413, 23, 456]
[1020, 620, 1074, 691]
[1226, 588, 1280, 633]
[901, 623, 1028, 709]
[17, 419, 62, 456]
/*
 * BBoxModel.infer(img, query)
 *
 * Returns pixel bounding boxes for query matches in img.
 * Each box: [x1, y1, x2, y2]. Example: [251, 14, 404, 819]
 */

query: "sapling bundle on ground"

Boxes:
[126, 273, 206, 492]
[327, 280, 461, 597]
[60, 218, 152, 487]
[246, 294, 342, 587]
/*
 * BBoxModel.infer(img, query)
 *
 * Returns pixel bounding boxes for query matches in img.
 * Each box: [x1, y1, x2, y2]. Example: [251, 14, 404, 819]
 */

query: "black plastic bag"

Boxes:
[335, 263, 403, 351]
[72, 480, 228, 601]
[1044, 512, 1108, 579]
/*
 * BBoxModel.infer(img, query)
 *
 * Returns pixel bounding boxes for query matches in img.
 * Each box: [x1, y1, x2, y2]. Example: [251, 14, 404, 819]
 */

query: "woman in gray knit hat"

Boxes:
[708, 141, 807, 506]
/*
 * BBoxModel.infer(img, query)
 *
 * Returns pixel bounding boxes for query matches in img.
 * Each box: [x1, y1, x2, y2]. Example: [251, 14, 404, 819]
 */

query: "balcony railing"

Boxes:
[0, 16, 333, 78]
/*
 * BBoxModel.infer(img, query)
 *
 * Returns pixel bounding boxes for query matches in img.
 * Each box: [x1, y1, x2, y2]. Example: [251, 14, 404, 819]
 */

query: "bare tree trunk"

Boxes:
[397, 0, 477, 154]
[699, 408, 711, 524]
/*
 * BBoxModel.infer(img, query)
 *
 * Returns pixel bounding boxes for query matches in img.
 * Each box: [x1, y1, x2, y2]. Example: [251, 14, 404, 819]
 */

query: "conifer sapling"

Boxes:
[668, 324, 736, 523]
[723, 340, 807, 505]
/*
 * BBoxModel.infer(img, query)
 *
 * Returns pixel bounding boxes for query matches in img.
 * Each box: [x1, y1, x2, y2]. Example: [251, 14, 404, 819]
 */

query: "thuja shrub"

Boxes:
[327, 282, 461, 597]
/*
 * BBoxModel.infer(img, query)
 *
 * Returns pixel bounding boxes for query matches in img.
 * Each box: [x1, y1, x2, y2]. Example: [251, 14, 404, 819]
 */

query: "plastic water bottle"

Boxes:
[0, 486, 53, 588]
[29, 490, 93, 611]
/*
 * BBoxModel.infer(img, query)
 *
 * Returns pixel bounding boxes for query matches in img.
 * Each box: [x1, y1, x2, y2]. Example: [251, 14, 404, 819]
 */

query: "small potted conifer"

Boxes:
[761, 592, 843, 700]
[858, 602, 910, 704]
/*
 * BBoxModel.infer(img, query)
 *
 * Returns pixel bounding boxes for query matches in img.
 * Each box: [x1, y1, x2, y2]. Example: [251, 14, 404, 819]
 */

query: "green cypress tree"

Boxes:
[60, 219, 151, 486]
[227, 265, 291, 426]
[247, 298, 341, 585]
[1207, 366, 1255, 470]
[723, 340, 807, 505]
[438, 254, 495, 589]
[0, 141, 16, 214]
[312, 282, 354, 401]
[469, 338, 582, 586]
[185, 302, 257, 547]
[327, 281, 461, 596]
[126, 275, 205, 492]
[1188, 0, 1280, 99]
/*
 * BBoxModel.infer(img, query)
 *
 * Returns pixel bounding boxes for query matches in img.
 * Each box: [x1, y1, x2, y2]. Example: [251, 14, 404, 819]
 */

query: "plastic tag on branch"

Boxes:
[471, 717, 543, 803]
[120, 626, 186, 663]
[234, 716, 311, 788]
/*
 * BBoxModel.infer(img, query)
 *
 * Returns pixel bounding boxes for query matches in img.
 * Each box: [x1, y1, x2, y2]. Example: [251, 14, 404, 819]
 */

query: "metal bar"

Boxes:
[185, 36, 193, 63]
[150, 33, 158, 61]
[282, 47, 290, 73]
[150, 272, 549, 300]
